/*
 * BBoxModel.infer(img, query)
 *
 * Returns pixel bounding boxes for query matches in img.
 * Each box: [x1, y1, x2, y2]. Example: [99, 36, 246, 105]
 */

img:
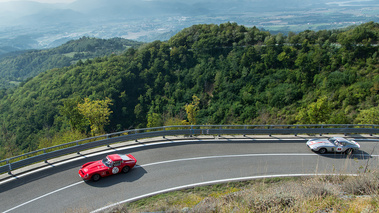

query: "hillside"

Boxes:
[0, 22, 377, 159]
[0, 37, 143, 88]
[116, 175, 379, 212]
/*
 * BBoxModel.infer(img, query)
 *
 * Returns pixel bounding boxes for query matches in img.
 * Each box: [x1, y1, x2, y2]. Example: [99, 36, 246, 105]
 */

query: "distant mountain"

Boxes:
[66, 0, 209, 19]
[0, 0, 377, 54]
[0, 37, 143, 88]
[0, 1, 57, 26]
[21, 9, 85, 26]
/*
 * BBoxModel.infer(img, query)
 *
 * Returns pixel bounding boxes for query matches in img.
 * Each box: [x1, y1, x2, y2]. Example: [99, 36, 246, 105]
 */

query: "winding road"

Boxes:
[1, 137, 378, 213]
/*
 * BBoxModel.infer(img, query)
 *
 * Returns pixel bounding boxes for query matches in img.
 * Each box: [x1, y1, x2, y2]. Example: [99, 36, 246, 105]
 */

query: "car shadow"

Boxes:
[316, 150, 372, 160]
[84, 165, 147, 187]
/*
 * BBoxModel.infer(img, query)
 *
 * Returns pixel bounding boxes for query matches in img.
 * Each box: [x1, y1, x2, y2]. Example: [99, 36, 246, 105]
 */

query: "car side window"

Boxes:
[114, 161, 121, 167]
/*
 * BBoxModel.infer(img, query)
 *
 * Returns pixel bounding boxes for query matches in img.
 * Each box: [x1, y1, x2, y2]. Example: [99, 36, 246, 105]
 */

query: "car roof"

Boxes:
[332, 137, 349, 142]
[107, 154, 131, 161]
[107, 154, 122, 161]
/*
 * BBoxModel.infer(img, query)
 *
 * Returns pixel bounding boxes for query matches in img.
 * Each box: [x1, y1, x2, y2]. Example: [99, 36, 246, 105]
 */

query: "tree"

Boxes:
[77, 97, 113, 135]
[38, 129, 87, 149]
[184, 95, 200, 125]
[59, 98, 88, 132]
[147, 113, 163, 128]
[296, 96, 331, 124]
[0, 123, 20, 159]
[355, 107, 379, 124]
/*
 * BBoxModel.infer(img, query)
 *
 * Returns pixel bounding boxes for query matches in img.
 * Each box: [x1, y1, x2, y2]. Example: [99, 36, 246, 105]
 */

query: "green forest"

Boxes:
[0, 37, 142, 89]
[0, 22, 378, 160]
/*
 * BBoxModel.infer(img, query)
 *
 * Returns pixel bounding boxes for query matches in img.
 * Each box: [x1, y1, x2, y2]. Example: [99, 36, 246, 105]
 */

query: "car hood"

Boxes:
[350, 140, 360, 148]
[82, 160, 107, 173]
[307, 139, 334, 148]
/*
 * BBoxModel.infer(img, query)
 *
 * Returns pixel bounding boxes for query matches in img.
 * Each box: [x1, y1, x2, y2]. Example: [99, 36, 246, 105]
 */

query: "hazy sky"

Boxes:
[0, 0, 76, 3]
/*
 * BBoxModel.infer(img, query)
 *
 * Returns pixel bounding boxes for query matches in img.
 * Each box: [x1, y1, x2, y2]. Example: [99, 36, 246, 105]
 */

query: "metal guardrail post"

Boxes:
[76, 141, 80, 154]
[243, 125, 246, 137]
[106, 134, 111, 147]
[44, 148, 48, 163]
[320, 125, 323, 136]
[295, 125, 298, 136]
[345, 124, 350, 136]
[190, 125, 193, 137]
[7, 159, 11, 174]
[269, 125, 271, 137]
[371, 125, 374, 136]
[135, 129, 138, 142]
[163, 127, 165, 139]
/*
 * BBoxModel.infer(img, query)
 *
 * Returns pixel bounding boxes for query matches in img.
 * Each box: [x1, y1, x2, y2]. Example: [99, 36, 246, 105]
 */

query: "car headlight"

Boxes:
[84, 174, 89, 178]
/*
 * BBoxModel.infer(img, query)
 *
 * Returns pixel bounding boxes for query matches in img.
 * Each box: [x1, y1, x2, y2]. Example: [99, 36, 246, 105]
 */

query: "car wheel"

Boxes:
[345, 148, 353, 155]
[122, 166, 130, 173]
[318, 148, 327, 154]
[92, 174, 101, 182]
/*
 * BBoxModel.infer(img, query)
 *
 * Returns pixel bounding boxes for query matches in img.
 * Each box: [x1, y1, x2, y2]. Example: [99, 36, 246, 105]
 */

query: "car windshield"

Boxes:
[102, 157, 113, 167]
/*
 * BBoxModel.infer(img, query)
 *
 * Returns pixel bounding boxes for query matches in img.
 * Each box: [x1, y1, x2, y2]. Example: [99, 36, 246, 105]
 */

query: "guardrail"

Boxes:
[1, 124, 378, 174]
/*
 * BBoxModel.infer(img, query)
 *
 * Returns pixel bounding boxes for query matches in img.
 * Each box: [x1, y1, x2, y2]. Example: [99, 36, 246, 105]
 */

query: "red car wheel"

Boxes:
[122, 166, 130, 173]
[92, 174, 101, 182]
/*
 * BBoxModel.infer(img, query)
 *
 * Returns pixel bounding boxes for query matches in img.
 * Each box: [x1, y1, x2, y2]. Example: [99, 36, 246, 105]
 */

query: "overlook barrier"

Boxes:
[0, 124, 378, 174]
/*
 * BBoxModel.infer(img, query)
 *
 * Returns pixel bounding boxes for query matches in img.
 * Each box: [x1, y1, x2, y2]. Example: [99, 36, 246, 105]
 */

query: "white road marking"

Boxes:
[2, 151, 376, 213]
[138, 153, 378, 167]
[137, 153, 319, 167]
[90, 173, 359, 213]
[2, 181, 83, 213]
[0, 138, 306, 185]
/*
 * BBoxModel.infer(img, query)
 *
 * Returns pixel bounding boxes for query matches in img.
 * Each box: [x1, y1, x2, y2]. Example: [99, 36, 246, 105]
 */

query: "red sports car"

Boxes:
[78, 154, 137, 181]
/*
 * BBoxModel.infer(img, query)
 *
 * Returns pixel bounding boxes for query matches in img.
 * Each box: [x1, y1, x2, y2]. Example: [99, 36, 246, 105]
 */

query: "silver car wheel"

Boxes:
[319, 148, 327, 154]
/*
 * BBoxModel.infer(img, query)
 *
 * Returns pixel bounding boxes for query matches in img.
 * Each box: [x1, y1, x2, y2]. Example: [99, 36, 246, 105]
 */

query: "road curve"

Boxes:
[1, 138, 378, 213]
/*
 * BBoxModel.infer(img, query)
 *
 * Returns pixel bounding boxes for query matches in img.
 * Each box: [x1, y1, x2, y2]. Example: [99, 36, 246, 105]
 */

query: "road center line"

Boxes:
[3, 152, 375, 213]
[2, 181, 83, 213]
[138, 153, 376, 167]
[138, 153, 318, 167]
[0, 138, 306, 185]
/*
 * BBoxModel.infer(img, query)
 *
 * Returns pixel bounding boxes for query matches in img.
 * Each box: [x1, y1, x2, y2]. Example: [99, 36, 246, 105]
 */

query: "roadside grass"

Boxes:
[108, 173, 379, 213]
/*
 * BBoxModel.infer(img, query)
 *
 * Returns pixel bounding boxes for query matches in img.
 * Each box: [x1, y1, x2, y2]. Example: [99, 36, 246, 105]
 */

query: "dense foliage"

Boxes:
[0, 22, 377, 159]
[0, 37, 143, 88]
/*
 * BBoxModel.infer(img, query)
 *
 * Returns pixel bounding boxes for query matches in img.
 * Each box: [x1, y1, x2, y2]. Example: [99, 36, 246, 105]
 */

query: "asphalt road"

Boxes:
[1, 138, 378, 213]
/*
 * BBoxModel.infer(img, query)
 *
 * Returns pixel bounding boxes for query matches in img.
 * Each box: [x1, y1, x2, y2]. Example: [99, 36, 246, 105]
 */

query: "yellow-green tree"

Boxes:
[184, 95, 200, 125]
[147, 113, 163, 128]
[296, 96, 331, 124]
[77, 97, 113, 136]
[355, 107, 379, 124]
[38, 130, 87, 149]
[0, 123, 20, 159]
[164, 117, 188, 126]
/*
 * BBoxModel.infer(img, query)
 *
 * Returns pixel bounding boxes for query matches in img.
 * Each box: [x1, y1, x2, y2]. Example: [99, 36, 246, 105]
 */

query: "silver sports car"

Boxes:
[306, 137, 360, 154]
